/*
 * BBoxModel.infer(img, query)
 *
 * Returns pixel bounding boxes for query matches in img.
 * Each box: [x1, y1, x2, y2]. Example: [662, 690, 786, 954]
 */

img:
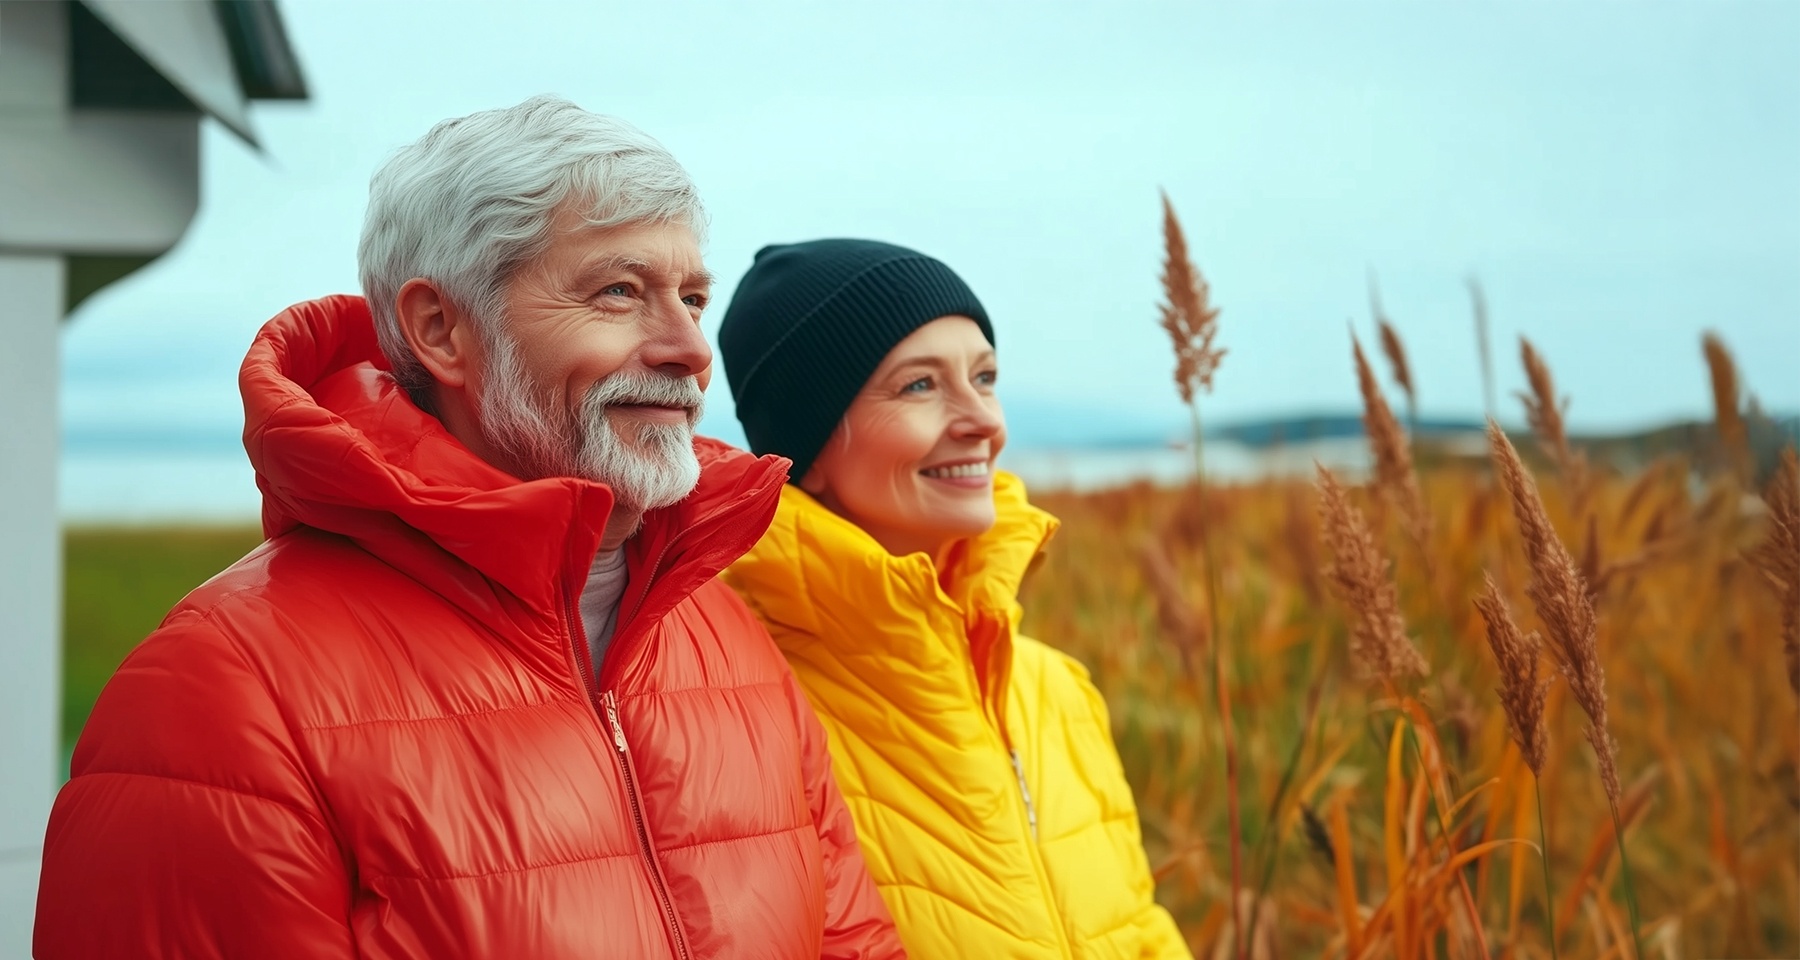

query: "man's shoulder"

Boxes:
[151, 526, 459, 676]
[172, 526, 436, 627]
[96, 525, 518, 754]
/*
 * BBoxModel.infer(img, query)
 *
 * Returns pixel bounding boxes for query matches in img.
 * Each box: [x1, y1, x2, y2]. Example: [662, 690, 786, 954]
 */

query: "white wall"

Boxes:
[0, 5, 69, 954]
[0, 254, 63, 959]
[0, 3, 207, 953]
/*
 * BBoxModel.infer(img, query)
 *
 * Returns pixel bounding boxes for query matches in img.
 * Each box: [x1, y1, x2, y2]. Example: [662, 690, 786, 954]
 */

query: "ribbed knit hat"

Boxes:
[718, 238, 993, 482]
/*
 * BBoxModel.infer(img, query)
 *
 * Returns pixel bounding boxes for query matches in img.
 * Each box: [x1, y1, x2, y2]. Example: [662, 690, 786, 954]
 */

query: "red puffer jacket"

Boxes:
[35, 295, 902, 959]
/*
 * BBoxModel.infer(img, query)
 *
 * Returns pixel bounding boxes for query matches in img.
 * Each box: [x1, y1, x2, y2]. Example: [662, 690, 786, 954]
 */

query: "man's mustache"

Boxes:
[585, 372, 705, 419]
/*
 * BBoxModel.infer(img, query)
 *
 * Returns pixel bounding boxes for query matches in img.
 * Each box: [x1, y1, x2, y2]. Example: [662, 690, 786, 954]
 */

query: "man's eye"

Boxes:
[600, 284, 632, 297]
[901, 377, 933, 394]
[975, 370, 998, 387]
[682, 294, 708, 308]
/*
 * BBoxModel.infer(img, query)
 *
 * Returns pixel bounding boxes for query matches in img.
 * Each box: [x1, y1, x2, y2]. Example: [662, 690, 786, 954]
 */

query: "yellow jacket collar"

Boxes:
[730, 471, 1059, 642]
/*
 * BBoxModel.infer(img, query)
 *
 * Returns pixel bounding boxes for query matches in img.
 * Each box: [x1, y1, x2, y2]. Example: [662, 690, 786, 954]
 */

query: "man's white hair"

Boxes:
[358, 94, 706, 399]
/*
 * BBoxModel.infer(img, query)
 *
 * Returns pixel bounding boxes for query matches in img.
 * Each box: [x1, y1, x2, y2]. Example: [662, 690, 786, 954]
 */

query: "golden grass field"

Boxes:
[1024, 443, 1797, 959]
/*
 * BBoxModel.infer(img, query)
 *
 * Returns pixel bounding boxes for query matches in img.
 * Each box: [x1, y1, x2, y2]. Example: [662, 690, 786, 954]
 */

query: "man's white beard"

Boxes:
[477, 331, 704, 515]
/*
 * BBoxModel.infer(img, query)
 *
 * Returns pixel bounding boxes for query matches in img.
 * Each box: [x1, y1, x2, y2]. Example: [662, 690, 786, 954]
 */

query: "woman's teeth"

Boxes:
[921, 463, 989, 479]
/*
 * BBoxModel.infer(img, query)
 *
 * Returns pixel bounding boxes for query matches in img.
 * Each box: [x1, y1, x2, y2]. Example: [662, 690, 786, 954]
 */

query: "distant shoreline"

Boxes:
[60, 411, 1796, 524]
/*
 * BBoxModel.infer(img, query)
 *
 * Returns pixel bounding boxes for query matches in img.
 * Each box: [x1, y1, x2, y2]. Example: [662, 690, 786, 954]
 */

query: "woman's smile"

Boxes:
[919, 458, 993, 489]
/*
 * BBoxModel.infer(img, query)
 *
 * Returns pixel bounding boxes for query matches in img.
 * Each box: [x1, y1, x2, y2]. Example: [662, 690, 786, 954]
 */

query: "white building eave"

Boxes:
[77, 0, 259, 146]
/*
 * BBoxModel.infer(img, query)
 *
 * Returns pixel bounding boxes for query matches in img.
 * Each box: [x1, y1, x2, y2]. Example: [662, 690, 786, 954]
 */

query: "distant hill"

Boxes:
[1207, 414, 1485, 448]
[999, 399, 1500, 451]
[1000, 396, 1798, 475]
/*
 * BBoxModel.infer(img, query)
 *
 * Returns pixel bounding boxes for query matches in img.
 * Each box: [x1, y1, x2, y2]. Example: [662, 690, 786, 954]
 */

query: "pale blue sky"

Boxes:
[63, 0, 1800, 455]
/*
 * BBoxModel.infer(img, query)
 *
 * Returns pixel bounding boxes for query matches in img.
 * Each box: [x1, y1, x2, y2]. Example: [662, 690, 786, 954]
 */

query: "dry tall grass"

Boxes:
[1156, 190, 1243, 960]
[1368, 278, 1417, 431]
[1703, 332, 1750, 482]
[1317, 466, 1430, 685]
[1750, 447, 1800, 697]
[1016, 205, 1798, 959]
[1030, 456, 1796, 959]
[1473, 575, 1549, 778]
[1517, 338, 1589, 512]
[1353, 334, 1431, 552]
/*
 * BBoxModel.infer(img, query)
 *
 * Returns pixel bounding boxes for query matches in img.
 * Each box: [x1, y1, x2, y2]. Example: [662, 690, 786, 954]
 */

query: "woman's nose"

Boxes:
[951, 392, 1004, 439]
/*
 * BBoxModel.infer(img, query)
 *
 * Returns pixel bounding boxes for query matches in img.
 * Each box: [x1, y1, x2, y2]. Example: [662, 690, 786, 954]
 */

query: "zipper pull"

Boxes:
[604, 691, 627, 753]
[1010, 749, 1038, 840]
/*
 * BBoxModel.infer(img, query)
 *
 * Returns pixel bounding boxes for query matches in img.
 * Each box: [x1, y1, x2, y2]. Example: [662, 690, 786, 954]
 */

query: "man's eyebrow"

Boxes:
[573, 256, 713, 288]
[572, 255, 650, 282]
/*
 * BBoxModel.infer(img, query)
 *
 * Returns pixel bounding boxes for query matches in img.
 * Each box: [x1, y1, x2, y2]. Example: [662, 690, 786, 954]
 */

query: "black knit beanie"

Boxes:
[718, 239, 994, 482]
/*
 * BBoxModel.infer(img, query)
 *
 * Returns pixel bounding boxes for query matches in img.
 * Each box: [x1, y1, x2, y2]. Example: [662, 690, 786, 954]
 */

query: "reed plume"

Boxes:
[1353, 333, 1431, 549]
[1315, 465, 1430, 683]
[1703, 332, 1750, 481]
[1368, 276, 1418, 427]
[1468, 277, 1498, 420]
[1474, 574, 1550, 774]
[1518, 337, 1589, 507]
[1474, 573, 1560, 960]
[1489, 420, 1643, 958]
[1748, 446, 1800, 696]
[1379, 320, 1416, 424]
[1487, 421, 1617, 804]
[1159, 192, 1225, 406]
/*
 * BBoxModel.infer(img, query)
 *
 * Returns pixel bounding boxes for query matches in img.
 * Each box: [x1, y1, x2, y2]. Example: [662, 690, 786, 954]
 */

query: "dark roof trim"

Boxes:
[214, 0, 307, 101]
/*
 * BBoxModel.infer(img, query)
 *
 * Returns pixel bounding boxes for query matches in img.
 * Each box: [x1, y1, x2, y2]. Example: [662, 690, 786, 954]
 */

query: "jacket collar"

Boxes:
[731, 469, 1058, 651]
[240, 295, 787, 650]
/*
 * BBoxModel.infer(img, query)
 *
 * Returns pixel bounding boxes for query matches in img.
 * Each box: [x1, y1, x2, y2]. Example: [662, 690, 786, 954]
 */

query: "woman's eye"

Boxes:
[901, 376, 933, 394]
[975, 370, 998, 387]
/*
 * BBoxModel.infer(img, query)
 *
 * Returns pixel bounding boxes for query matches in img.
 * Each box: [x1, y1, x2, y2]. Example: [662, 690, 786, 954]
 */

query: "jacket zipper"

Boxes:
[603, 690, 692, 960]
[1001, 738, 1073, 959]
[1009, 749, 1038, 840]
[563, 589, 691, 960]
[558, 468, 778, 958]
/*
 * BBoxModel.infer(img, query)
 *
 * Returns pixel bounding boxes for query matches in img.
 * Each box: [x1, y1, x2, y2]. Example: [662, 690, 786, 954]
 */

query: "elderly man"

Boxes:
[34, 96, 902, 960]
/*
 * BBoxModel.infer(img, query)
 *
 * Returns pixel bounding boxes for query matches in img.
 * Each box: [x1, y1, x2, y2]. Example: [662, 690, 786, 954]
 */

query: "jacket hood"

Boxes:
[240, 295, 788, 639]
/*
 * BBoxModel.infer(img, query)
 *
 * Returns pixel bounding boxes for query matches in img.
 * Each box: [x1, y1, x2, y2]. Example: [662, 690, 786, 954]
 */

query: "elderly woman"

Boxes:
[718, 239, 1190, 959]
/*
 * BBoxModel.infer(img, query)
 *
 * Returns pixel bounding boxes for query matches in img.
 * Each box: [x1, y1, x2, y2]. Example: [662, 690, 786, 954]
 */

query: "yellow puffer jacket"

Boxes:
[724, 472, 1191, 959]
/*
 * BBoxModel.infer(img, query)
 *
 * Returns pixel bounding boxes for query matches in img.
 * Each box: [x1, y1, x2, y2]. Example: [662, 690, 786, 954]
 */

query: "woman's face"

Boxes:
[801, 315, 1005, 561]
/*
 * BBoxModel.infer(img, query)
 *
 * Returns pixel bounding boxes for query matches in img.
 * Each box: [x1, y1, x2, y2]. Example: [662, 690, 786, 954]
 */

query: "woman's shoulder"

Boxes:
[1009, 634, 1109, 722]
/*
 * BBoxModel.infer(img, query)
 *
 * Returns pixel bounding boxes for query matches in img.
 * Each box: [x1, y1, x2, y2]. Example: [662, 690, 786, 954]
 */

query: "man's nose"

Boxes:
[640, 296, 713, 378]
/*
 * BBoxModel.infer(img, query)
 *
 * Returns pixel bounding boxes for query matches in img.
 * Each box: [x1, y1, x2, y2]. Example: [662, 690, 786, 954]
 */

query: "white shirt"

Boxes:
[578, 547, 630, 672]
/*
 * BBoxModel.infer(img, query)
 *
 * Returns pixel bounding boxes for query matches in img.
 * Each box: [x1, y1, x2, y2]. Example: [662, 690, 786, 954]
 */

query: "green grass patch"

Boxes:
[63, 525, 264, 749]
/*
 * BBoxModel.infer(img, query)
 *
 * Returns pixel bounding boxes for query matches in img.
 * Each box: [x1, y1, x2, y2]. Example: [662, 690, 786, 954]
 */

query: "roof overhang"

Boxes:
[74, 0, 307, 148]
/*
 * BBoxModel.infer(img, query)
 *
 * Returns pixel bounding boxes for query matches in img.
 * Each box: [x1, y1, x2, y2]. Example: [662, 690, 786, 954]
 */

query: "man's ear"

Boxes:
[799, 424, 850, 495]
[394, 278, 479, 389]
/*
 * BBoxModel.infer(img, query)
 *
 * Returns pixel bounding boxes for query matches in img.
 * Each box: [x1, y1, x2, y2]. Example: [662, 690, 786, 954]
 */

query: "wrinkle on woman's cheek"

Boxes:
[843, 403, 903, 459]
[836, 400, 913, 516]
